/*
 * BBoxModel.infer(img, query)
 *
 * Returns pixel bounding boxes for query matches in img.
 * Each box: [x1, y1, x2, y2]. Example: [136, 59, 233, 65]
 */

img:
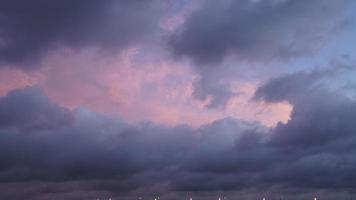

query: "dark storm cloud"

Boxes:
[2, 75, 356, 199]
[169, 0, 349, 64]
[0, 0, 163, 68]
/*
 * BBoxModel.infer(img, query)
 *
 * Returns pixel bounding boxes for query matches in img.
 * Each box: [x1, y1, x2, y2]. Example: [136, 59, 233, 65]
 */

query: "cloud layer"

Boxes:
[0, 0, 163, 68]
[1, 65, 356, 199]
[169, 0, 349, 64]
[168, 0, 351, 108]
[0, 0, 356, 199]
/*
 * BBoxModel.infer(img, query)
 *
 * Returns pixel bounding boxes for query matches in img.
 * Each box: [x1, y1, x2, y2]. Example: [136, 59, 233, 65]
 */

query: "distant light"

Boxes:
[314, 197, 317, 200]
[263, 197, 266, 200]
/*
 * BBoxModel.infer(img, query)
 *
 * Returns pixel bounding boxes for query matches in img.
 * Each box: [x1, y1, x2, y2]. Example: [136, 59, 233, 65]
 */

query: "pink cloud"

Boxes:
[0, 47, 291, 127]
[0, 68, 41, 96]
[226, 81, 292, 127]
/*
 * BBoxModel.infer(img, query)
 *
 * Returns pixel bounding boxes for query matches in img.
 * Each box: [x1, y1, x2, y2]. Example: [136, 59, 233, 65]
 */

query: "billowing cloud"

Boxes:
[2, 68, 356, 199]
[0, 87, 263, 199]
[169, 0, 349, 64]
[168, 0, 350, 108]
[1, 0, 356, 198]
[252, 66, 356, 190]
[0, 48, 291, 127]
[0, 0, 163, 68]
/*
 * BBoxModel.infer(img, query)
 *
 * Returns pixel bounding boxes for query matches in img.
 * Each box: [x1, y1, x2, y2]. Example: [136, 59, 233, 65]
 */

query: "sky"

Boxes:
[0, 0, 356, 199]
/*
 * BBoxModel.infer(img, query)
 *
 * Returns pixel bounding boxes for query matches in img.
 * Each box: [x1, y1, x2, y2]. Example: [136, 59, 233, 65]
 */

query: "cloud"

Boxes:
[192, 75, 237, 109]
[253, 65, 354, 103]
[167, 0, 350, 108]
[0, 87, 261, 194]
[0, 0, 163, 69]
[2, 77, 356, 199]
[251, 66, 356, 188]
[169, 0, 349, 64]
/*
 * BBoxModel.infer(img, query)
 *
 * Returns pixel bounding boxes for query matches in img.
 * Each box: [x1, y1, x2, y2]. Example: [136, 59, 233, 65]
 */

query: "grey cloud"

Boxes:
[252, 66, 356, 189]
[253, 66, 352, 104]
[169, 0, 350, 109]
[169, 0, 349, 64]
[0, 87, 262, 197]
[174, 67, 356, 193]
[2, 83, 356, 199]
[192, 76, 237, 109]
[254, 67, 356, 153]
[0, 0, 163, 68]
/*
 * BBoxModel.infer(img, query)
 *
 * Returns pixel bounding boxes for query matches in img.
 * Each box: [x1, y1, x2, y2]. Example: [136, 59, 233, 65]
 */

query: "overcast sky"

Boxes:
[1, 0, 356, 199]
